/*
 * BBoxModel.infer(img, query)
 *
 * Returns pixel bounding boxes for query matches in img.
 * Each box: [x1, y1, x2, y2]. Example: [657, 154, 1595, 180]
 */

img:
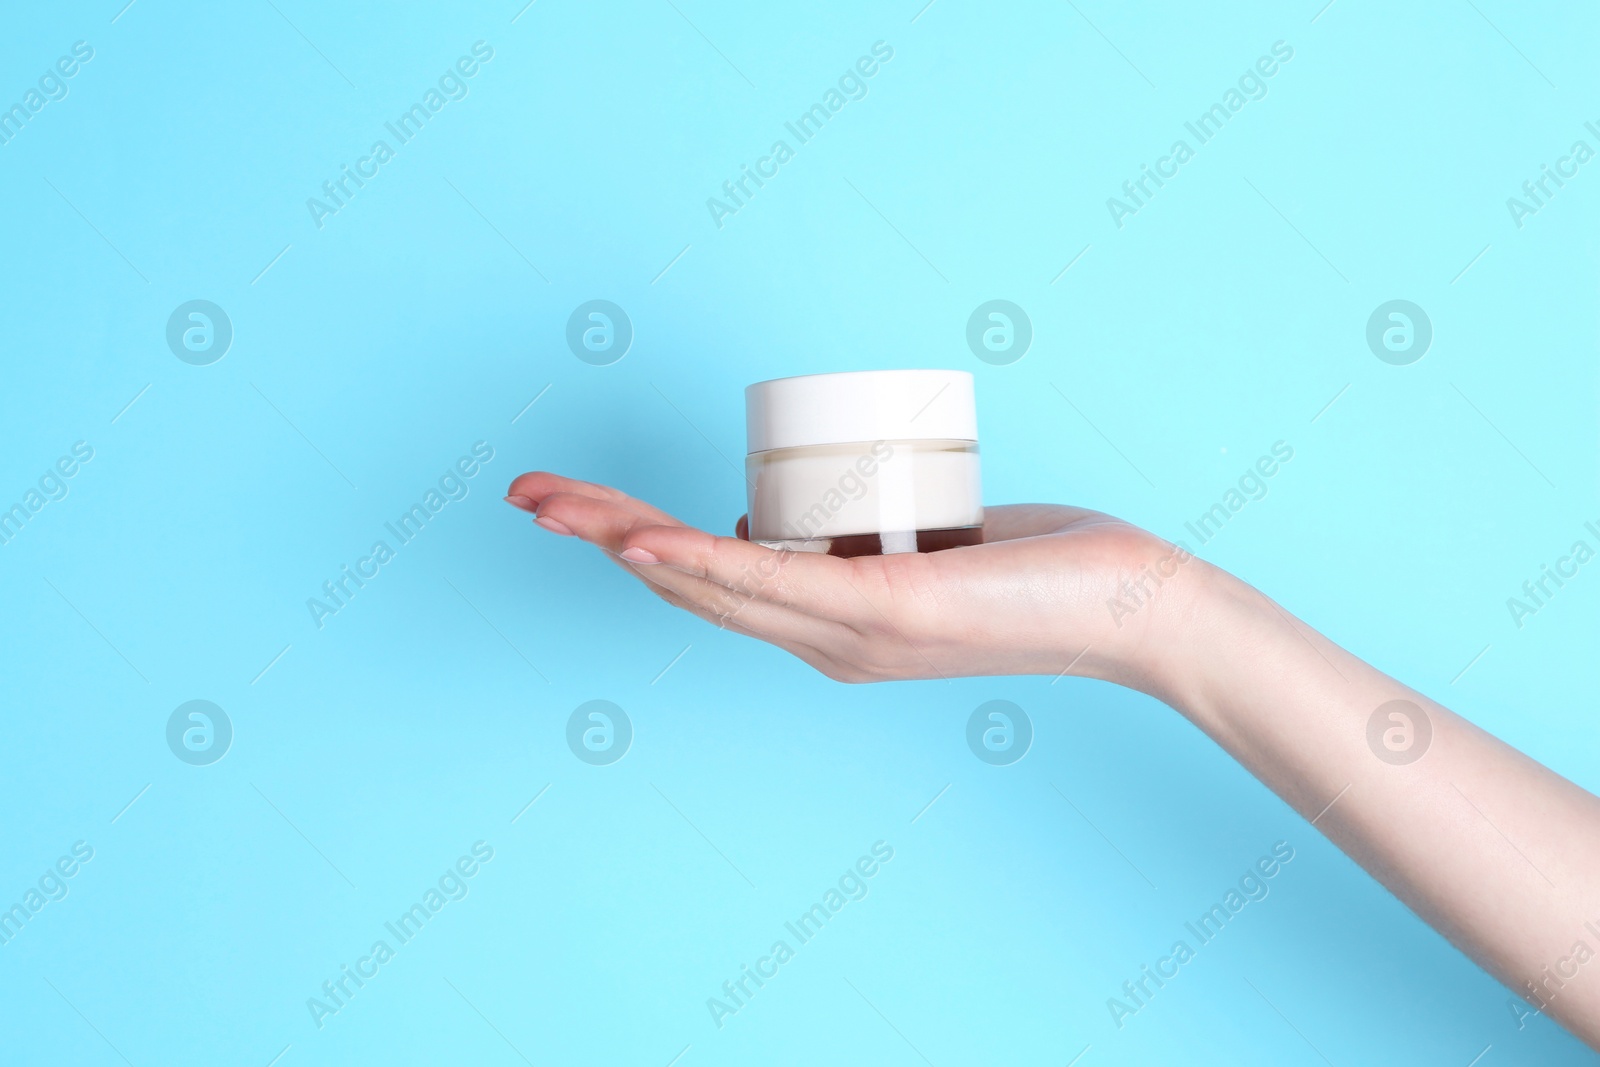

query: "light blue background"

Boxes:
[2, 0, 1596, 1063]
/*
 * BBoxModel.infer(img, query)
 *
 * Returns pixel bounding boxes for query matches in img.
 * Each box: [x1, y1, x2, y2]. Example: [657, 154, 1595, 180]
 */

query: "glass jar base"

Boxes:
[754, 525, 983, 558]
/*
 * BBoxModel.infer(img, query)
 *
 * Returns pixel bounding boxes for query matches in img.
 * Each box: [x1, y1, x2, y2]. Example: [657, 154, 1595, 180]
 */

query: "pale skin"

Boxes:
[506, 472, 1600, 1049]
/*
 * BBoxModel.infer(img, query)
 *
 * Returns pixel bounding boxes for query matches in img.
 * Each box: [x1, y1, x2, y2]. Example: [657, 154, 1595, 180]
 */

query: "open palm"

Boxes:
[506, 472, 1196, 686]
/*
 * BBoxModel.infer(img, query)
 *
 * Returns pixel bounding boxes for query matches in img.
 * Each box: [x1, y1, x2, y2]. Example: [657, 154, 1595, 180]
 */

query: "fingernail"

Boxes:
[504, 494, 537, 512]
[535, 515, 575, 536]
[620, 546, 659, 565]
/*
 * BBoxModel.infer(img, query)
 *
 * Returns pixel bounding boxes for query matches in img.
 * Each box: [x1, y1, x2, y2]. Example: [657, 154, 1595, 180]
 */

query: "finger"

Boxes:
[617, 560, 769, 633]
[664, 585, 849, 680]
[620, 523, 845, 615]
[535, 496, 838, 641]
[608, 559, 838, 652]
[532, 490, 685, 551]
[599, 544, 846, 648]
[505, 471, 682, 527]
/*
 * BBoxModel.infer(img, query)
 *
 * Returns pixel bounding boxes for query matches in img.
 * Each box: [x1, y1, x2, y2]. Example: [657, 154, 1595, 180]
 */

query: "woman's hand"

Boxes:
[504, 472, 1207, 691]
[507, 470, 1600, 1051]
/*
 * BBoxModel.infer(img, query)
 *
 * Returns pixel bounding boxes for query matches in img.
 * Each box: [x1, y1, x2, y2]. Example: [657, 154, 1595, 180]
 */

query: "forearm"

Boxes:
[1141, 563, 1600, 1047]
[514, 479, 1600, 1040]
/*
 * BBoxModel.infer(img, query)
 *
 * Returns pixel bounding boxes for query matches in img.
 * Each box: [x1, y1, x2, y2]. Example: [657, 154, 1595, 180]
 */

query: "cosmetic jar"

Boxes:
[744, 369, 983, 556]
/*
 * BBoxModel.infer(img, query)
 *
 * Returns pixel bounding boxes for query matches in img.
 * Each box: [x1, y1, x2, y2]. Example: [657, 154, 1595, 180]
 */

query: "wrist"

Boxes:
[1105, 553, 1253, 711]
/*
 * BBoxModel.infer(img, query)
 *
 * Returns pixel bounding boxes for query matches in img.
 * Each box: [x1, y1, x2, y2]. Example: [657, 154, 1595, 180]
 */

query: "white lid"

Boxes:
[745, 369, 978, 453]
